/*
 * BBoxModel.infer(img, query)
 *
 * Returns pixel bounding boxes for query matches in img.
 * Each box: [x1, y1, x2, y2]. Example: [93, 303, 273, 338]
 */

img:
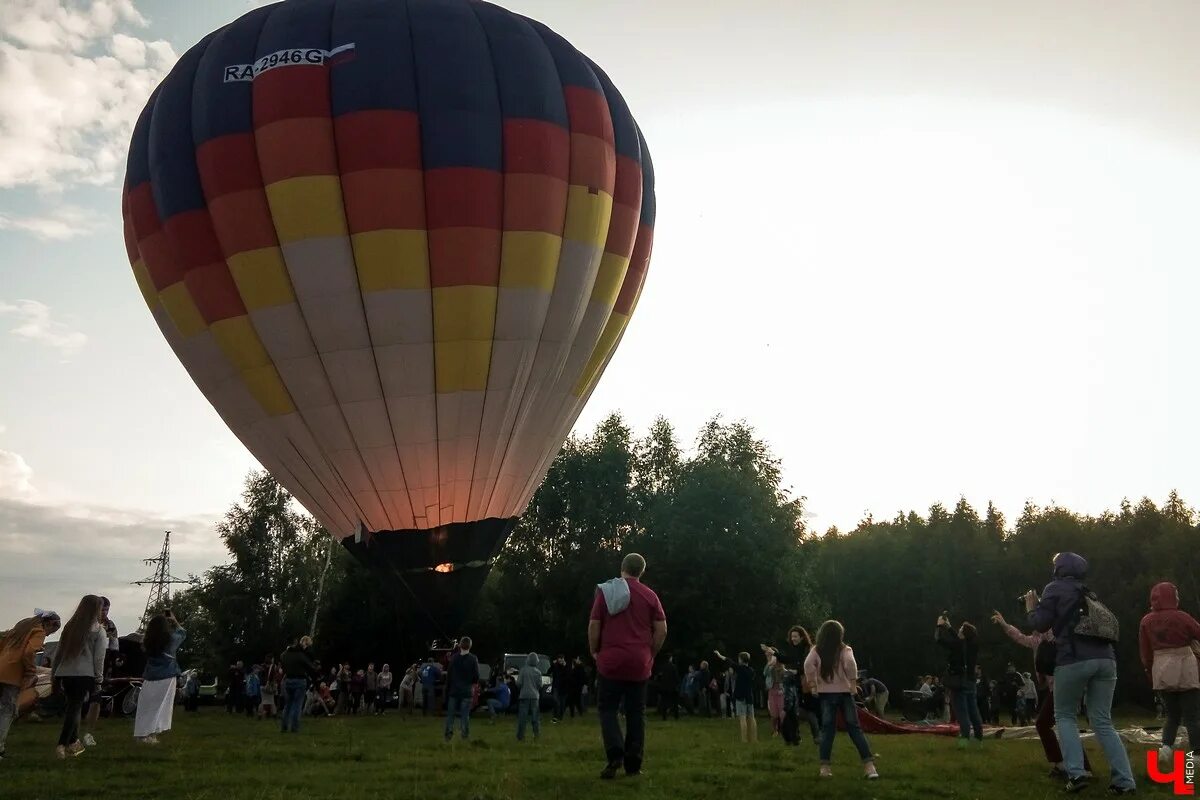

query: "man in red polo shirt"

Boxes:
[588, 553, 668, 780]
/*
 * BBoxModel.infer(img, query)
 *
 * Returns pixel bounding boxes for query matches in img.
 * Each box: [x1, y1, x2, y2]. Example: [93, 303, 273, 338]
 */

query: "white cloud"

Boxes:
[0, 299, 87, 355]
[0, 494, 226, 636]
[0, 204, 102, 240]
[0, 0, 177, 190]
[0, 0, 145, 53]
[0, 449, 37, 500]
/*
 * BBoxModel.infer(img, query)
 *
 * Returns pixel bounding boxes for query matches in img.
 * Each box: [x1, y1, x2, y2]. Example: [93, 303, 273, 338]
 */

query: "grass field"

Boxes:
[0, 708, 1178, 799]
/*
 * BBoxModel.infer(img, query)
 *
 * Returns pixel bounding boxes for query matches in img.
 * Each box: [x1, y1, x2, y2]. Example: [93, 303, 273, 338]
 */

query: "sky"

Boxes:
[2, 0, 1198, 637]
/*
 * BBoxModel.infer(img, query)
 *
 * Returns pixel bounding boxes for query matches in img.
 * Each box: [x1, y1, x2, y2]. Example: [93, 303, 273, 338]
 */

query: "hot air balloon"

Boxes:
[121, 0, 654, 632]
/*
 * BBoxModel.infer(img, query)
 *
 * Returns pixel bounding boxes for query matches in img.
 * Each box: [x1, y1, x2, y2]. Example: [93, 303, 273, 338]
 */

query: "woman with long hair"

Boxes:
[0, 609, 61, 759]
[762, 625, 820, 745]
[803, 620, 879, 780]
[50, 595, 107, 758]
[936, 615, 984, 746]
[135, 610, 186, 743]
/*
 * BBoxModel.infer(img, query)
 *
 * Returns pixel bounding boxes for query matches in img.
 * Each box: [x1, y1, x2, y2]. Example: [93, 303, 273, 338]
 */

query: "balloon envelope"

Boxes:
[122, 0, 655, 631]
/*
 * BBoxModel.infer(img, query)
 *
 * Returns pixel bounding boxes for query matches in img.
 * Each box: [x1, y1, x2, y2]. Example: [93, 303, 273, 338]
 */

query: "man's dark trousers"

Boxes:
[598, 677, 647, 773]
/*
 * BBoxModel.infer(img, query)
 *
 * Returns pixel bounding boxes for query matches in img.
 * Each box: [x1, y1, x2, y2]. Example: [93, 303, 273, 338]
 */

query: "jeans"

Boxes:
[58, 677, 93, 747]
[422, 685, 435, 715]
[0, 683, 19, 753]
[1053, 659, 1135, 790]
[517, 698, 540, 740]
[553, 689, 566, 720]
[1162, 689, 1200, 750]
[281, 678, 306, 732]
[817, 693, 873, 764]
[597, 677, 647, 772]
[952, 685, 984, 740]
[485, 698, 505, 717]
[444, 696, 470, 740]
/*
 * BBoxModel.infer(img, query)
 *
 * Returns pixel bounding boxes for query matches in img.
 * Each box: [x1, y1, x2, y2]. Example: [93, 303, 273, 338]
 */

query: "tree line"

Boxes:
[172, 414, 1196, 706]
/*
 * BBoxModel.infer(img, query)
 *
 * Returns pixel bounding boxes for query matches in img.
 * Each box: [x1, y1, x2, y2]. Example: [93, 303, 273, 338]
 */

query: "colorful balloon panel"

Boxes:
[122, 0, 654, 627]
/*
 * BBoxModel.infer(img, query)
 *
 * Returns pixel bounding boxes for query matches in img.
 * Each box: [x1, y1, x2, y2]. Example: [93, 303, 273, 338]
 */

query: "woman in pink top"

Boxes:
[991, 610, 1092, 778]
[803, 620, 879, 780]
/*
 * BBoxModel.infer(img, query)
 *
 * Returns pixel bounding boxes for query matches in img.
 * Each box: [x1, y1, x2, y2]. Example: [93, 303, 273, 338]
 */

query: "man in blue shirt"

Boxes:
[418, 658, 442, 716]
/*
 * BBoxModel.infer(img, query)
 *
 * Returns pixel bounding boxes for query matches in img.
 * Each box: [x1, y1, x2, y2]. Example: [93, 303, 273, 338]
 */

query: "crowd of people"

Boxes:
[0, 549, 1196, 794]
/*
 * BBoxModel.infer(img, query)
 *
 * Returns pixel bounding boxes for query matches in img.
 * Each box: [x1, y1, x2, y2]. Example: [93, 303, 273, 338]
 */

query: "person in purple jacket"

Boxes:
[1025, 552, 1135, 795]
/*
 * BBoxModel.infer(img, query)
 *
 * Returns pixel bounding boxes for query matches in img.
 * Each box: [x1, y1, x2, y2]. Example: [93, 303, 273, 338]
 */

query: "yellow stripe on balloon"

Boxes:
[589, 252, 630, 308]
[352, 229, 430, 292]
[499, 231, 561, 291]
[240, 364, 296, 416]
[573, 311, 628, 396]
[264, 176, 348, 243]
[562, 186, 613, 248]
[435, 341, 493, 394]
[433, 285, 496, 393]
[227, 247, 295, 311]
[210, 316, 271, 370]
[211, 317, 295, 415]
[159, 282, 208, 338]
[131, 259, 158, 310]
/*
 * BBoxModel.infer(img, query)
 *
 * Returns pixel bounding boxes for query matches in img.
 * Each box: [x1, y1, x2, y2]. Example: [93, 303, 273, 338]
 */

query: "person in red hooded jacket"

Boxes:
[1138, 581, 1200, 769]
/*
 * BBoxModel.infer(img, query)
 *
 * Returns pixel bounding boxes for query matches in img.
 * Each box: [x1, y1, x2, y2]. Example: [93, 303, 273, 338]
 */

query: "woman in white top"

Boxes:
[50, 595, 107, 758]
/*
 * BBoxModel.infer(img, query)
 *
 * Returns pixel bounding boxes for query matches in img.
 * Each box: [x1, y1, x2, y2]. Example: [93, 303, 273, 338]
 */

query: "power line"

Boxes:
[132, 531, 190, 632]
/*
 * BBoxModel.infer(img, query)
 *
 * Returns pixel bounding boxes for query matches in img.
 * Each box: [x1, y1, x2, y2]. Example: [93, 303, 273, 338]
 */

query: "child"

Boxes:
[516, 652, 542, 741]
[713, 650, 758, 742]
[244, 666, 263, 718]
[764, 650, 786, 735]
[261, 662, 279, 719]
[803, 620, 879, 780]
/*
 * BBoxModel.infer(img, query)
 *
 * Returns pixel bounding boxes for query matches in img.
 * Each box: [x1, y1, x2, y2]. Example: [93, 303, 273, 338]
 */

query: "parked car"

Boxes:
[502, 652, 553, 712]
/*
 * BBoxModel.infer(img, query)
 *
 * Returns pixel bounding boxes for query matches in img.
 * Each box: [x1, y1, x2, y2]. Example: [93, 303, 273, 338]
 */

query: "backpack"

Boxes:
[1072, 586, 1120, 643]
[1035, 639, 1057, 676]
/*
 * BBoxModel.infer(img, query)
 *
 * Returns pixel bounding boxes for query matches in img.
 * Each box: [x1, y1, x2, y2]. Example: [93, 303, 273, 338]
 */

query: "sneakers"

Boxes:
[819, 765, 833, 778]
[55, 746, 66, 760]
[864, 762, 880, 780]
[599, 762, 621, 780]
[82, 734, 97, 747]
[1049, 766, 1068, 780]
[1106, 786, 1136, 796]
[1065, 776, 1091, 794]
[1158, 746, 1173, 769]
[67, 743, 85, 758]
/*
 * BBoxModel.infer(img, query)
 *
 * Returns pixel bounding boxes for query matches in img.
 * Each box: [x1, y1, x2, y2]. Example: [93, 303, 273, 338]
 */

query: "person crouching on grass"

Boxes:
[713, 650, 758, 742]
[803, 620, 879, 780]
[134, 611, 186, 744]
[0, 609, 61, 760]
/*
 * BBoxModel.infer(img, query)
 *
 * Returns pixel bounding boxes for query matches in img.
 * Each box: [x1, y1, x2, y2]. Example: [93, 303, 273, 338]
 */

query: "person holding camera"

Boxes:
[935, 615, 983, 746]
[134, 609, 186, 743]
[991, 609, 1093, 779]
[1026, 552, 1135, 795]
